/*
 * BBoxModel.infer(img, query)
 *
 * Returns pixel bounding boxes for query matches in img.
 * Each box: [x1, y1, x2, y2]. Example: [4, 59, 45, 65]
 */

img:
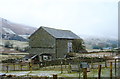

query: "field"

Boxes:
[0, 68, 116, 77]
[0, 39, 29, 48]
[1, 54, 119, 78]
[0, 61, 119, 78]
[0, 39, 29, 61]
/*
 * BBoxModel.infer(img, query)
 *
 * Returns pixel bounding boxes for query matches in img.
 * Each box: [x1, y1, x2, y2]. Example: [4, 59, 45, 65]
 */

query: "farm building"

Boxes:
[28, 26, 81, 61]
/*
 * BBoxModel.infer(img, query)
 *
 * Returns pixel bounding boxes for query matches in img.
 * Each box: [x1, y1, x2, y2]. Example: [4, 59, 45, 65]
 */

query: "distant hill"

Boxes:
[82, 36, 118, 49]
[0, 17, 37, 41]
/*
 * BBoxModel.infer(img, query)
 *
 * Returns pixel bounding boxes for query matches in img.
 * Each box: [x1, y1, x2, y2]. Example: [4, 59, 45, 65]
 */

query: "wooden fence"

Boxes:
[1, 61, 119, 79]
[1, 57, 118, 71]
[1, 57, 119, 79]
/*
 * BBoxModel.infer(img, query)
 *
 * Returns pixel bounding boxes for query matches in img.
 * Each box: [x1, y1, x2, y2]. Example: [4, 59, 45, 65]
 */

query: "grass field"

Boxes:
[0, 39, 29, 48]
[0, 65, 117, 78]
[0, 54, 25, 62]
[0, 39, 29, 61]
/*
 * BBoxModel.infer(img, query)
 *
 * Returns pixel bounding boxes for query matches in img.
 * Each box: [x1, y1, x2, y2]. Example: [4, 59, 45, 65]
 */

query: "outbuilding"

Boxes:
[29, 26, 81, 61]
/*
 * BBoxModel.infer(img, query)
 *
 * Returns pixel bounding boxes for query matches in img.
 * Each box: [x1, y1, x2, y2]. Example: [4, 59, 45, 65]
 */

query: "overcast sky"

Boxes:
[0, 0, 118, 39]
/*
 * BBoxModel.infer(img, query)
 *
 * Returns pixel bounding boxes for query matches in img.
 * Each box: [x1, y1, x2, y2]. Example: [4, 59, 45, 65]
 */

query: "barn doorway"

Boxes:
[40, 53, 52, 61]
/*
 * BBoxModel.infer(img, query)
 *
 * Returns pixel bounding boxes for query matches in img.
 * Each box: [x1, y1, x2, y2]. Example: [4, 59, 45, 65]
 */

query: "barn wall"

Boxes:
[29, 27, 56, 55]
[28, 48, 55, 54]
[56, 39, 72, 58]
[28, 48, 56, 59]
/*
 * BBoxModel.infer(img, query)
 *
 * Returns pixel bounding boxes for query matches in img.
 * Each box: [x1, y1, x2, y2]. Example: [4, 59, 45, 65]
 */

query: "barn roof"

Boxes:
[42, 26, 80, 39]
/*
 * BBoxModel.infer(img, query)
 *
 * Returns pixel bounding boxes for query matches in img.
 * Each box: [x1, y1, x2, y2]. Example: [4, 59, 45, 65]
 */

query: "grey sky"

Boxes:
[0, 0, 118, 39]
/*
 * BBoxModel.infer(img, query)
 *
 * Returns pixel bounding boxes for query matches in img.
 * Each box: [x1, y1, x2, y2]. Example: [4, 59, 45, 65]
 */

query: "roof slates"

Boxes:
[42, 26, 80, 39]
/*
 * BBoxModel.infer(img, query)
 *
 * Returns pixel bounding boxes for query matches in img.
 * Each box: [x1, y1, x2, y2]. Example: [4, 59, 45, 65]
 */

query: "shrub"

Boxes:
[4, 41, 13, 48]
[15, 46, 30, 52]
[72, 39, 87, 53]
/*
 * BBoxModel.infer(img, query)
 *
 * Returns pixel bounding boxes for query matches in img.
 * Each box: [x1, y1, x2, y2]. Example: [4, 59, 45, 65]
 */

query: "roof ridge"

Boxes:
[41, 26, 80, 39]
[41, 26, 70, 31]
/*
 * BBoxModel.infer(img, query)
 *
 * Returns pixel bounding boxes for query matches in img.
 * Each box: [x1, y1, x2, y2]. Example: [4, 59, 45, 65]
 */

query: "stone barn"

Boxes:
[29, 26, 81, 61]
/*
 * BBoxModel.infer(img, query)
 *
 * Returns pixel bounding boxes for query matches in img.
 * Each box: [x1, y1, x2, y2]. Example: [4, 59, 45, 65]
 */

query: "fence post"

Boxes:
[29, 62, 32, 73]
[61, 60, 63, 74]
[20, 64, 22, 71]
[44, 76, 48, 79]
[28, 62, 30, 70]
[49, 61, 51, 69]
[54, 60, 55, 68]
[83, 68, 87, 79]
[110, 62, 112, 79]
[91, 58, 93, 69]
[45, 61, 46, 69]
[98, 65, 102, 79]
[6, 64, 8, 73]
[105, 60, 107, 68]
[79, 63, 80, 79]
[53, 74, 57, 79]
[65, 59, 66, 68]
[115, 59, 116, 77]
[39, 62, 41, 69]
[68, 62, 72, 73]
[13, 63, 15, 71]
[37, 63, 39, 69]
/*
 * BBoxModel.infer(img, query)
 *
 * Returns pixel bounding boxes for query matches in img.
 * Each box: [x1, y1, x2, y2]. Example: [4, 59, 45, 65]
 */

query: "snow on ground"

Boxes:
[3, 27, 15, 34]
[0, 67, 116, 77]
[0, 71, 61, 77]
[29, 71, 61, 77]
[5, 71, 30, 76]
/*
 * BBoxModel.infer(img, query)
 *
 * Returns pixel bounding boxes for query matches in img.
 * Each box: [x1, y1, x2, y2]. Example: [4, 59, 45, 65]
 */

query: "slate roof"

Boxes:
[42, 26, 80, 39]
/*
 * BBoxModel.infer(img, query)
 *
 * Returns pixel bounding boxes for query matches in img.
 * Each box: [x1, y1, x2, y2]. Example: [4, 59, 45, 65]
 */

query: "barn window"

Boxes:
[68, 41, 72, 53]
[43, 55, 51, 61]
[43, 55, 49, 60]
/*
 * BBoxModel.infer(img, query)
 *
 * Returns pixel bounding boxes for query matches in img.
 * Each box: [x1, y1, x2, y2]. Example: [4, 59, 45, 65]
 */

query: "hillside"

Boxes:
[82, 37, 118, 50]
[0, 17, 37, 41]
[0, 17, 37, 35]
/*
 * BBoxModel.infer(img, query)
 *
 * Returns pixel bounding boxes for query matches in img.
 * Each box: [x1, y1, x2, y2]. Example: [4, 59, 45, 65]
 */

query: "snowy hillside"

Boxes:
[0, 17, 37, 41]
